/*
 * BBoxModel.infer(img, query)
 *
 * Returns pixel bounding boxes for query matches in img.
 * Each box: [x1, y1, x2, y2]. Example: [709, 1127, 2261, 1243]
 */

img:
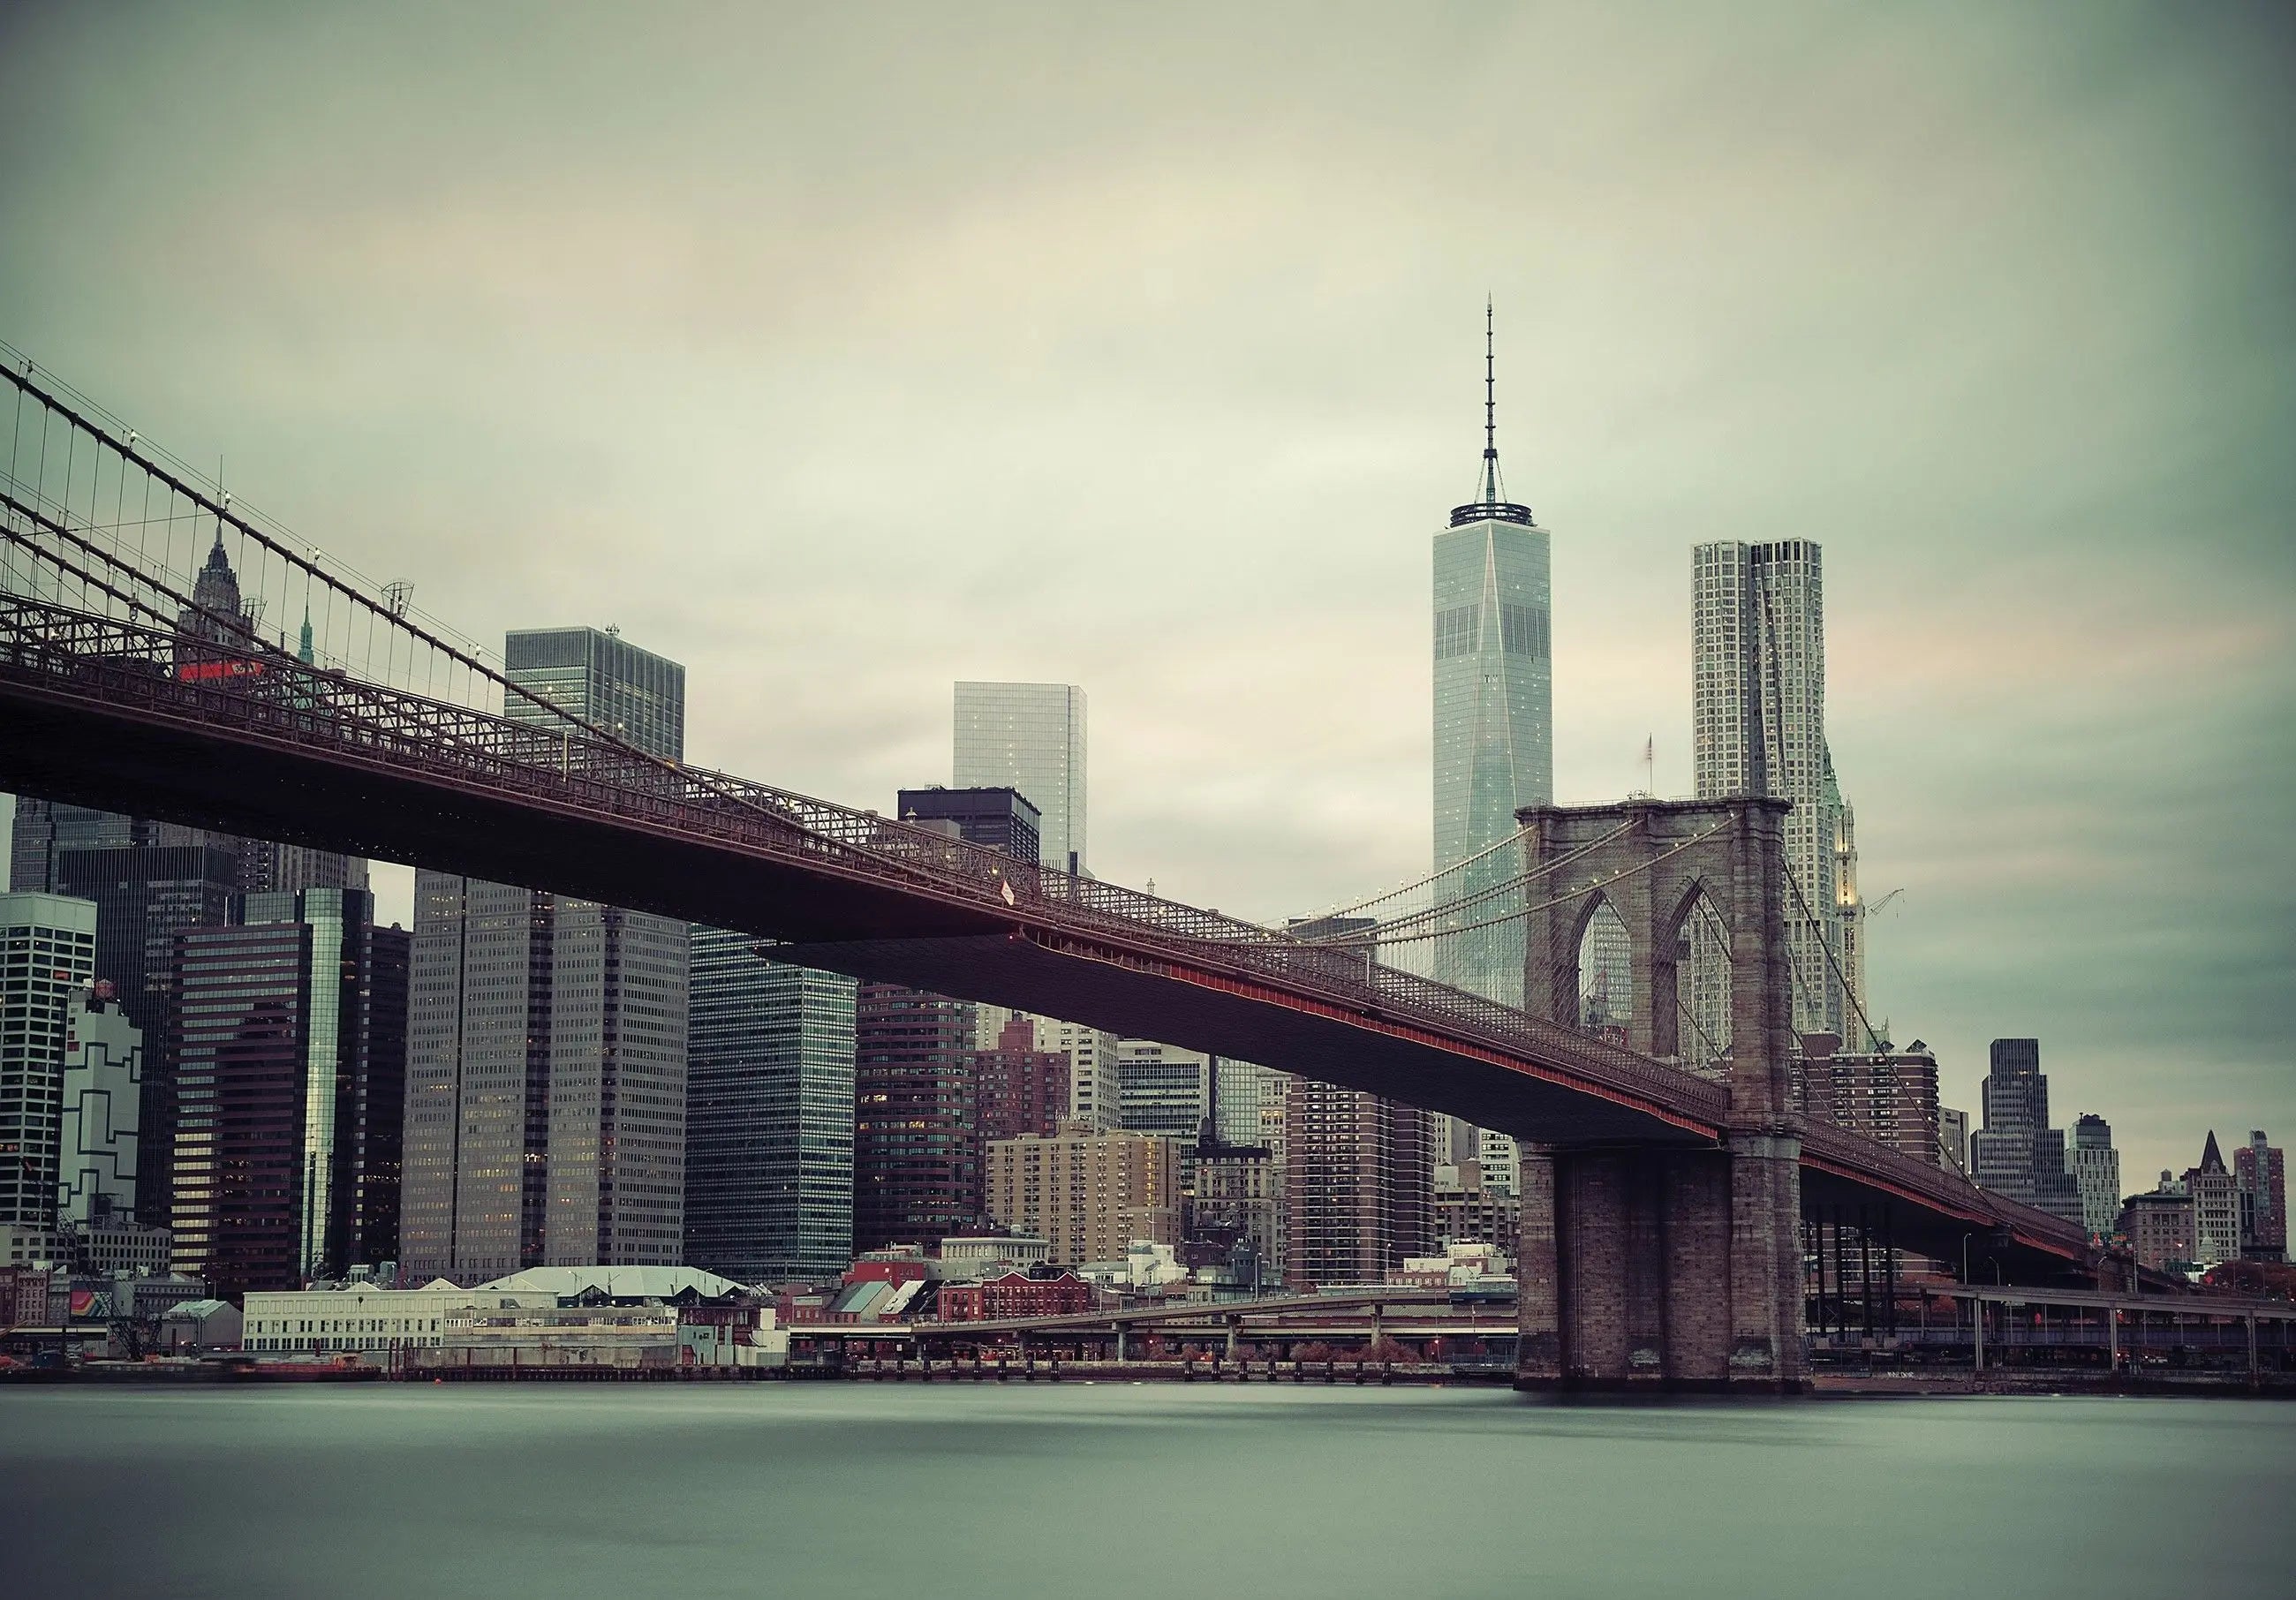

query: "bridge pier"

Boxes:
[1515, 796, 1807, 1395]
[1516, 1136, 1806, 1392]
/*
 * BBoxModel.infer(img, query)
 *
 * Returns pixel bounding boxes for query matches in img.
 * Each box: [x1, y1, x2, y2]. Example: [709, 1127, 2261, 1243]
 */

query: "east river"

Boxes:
[3, 1385, 2290, 1597]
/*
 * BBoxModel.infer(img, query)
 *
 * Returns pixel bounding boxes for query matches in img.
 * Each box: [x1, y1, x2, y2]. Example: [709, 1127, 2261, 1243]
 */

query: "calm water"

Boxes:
[3, 1385, 2290, 1598]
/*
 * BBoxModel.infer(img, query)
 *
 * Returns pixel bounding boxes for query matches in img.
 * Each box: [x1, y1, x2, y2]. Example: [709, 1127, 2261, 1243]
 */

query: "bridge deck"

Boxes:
[0, 597, 2087, 1262]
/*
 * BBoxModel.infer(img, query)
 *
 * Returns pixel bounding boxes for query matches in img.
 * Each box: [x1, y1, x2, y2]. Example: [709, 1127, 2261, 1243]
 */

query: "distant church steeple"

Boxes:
[1450, 298, 1535, 528]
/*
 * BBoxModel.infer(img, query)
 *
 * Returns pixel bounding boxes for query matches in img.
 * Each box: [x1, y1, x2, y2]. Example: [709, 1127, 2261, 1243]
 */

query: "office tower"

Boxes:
[1192, 1144, 1284, 1285]
[170, 887, 405, 1297]
[1432, 307, 1552, 1011]
[985, 1126, 1179, 1266]
[244, 843, 369, 899]
[403, 625, 690, 1281]
[852, 985, 980, 1250]
[953, 683, 1086, 873]
[895, 787, 1040, 865]
[1286, 915, 1439, 1277]
[972, 1015, 1069, 1143]
[1118, 1039, 1212, 1142]
[1475, 1127, 1520, 1196]
[1938, 1106, 1969, 1174]
[1282, 1076, 1432, 1287]
[684, 929, 857, 1283]
[2068, 1114, 2122, 1240]
[57, 984, 143, 1228]
[10, 801, 167, 894]
[0, 894, 98, 1241]
[2182, 1133, 2241, 1267]
[1211, 1057, 1273, 1149]
[404, 881, 689, 1279]
[850, 770, 1046, 1253]
[1968, 1039, 2081, 1221]
[53, 842, 243, 1227]
[2234, 1131, 2286, 1262]
[14, 796, 363, 902]
[1809, 1041, 1941, 1165]
[502, 626, 687, 758]
[1024, 1018, 1121, 1131]
[353, 921, 411, 1271]
[2119, 1173, 2195, 1272]
[1691, 540, 1866, 1041]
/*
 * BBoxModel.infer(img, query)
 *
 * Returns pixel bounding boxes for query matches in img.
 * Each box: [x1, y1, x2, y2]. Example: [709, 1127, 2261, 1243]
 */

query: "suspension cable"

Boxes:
[1783, 861, 1886, 1057]
[1288, 817, 1642, 943]
[1318, 818, 1734, 948]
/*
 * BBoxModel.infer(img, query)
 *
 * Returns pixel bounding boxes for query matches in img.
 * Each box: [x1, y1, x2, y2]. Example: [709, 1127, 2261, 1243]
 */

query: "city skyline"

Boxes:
[0, 4, 2288, 1196]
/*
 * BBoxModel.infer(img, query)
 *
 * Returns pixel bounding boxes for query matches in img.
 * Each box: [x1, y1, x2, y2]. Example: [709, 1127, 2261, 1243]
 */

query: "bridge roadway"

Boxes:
[0, 596, 2084, 1274]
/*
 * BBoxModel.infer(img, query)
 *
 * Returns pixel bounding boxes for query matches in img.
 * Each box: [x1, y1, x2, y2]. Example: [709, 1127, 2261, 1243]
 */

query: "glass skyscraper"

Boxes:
[684, 930, 857, 1283]
[404, 626, 690, 1280]
[954, 682, 1086, 873]
[170, 887, 406, 1295]
[503, 626, 686, 758]
[1431, 317, 1552, 1010]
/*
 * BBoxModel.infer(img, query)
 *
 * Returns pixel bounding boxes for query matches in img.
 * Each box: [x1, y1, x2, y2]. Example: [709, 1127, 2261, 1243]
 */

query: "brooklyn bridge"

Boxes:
[0, 355, 2096, 1391]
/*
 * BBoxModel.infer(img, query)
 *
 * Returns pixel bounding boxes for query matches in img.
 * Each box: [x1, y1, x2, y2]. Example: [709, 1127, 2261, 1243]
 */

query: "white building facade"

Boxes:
[57, 985, 141, 1227]
[0, 894, 97, 1237]
[1691, 540, 1866, 1042]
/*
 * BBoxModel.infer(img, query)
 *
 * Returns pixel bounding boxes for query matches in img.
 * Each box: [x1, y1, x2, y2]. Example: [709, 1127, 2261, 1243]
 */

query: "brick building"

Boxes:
[1283, 1079, 1431, 1287]
[2119, 1174, 2194, 1272]
[2234, 1131, 2285, 1262]
[985, 1124, 1177, 1266]
[934, 1270, 1091, 1322]
[1808, 1042, 1940, 1165]
[971, 1016, 1069, 1143]
[1434, 1188, 1522, 1257]
[854, 985, 982, 1251]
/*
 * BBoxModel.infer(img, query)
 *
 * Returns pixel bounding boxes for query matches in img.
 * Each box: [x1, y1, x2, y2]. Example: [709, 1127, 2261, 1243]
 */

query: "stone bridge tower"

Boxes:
[1513, 796, 1806, 1391]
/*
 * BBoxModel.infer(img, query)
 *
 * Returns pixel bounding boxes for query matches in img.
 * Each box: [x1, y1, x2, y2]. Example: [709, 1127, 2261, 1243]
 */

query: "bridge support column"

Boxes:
[1515, 1148, 1563, 1385]
[1514, 1134, 1805, 1392]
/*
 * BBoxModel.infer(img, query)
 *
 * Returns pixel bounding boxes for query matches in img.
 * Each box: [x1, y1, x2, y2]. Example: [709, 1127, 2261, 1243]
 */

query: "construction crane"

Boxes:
[1865, 887, 1904, 917]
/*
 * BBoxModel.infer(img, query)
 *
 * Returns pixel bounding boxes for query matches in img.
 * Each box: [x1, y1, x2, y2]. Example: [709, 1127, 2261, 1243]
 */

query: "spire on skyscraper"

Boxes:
[1450, 300, 1534, 527]
[1479, 295, 1501, 504]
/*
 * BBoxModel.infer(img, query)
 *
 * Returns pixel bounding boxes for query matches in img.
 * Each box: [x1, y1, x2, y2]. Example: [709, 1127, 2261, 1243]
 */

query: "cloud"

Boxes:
[3, 0, 2290, 1188]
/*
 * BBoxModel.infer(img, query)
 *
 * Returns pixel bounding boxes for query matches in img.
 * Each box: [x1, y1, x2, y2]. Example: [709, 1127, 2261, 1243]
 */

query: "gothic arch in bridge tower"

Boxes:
[1522, 796, 1791, 1113]
[1514, 795, 1807, 1391]
[1569, 891, 1633, 1038]
[1663, 877, 1734, 1075]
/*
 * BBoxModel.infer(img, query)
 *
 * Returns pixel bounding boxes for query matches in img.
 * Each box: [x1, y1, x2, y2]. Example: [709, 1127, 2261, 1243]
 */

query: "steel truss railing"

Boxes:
[1799, 1119, 2081, 1248]
[0, 594, 2091, 1249]
[0, 594, 1727, 1124]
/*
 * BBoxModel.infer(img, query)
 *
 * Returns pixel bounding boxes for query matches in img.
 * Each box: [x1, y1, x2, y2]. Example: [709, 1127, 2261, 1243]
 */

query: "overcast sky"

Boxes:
[3, 2, 2290, 1188]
